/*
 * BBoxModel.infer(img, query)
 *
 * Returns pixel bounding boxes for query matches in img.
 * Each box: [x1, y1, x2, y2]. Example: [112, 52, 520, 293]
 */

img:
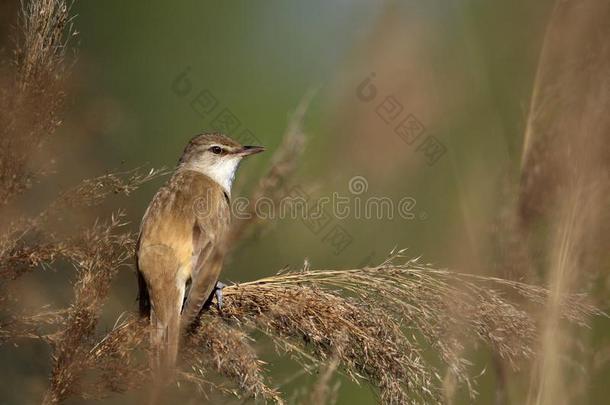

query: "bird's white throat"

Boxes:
[184, 157, 241, 196]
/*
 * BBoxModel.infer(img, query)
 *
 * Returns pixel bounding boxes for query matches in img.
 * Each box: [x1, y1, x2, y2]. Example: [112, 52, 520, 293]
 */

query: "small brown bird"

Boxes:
[136, 133, 264, 372]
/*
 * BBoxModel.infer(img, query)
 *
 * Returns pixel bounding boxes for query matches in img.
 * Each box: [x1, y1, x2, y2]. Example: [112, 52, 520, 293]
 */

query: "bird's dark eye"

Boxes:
[209, 146, 223, 155]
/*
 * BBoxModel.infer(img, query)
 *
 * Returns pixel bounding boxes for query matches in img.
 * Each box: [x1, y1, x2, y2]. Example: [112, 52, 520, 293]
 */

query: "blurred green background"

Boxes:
[3, 0, 609, 404]
[64, 0, 550, 273]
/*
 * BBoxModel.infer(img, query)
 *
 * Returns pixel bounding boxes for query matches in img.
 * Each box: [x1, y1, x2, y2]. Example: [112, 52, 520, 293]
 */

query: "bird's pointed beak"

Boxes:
[237, 145, 265, 157]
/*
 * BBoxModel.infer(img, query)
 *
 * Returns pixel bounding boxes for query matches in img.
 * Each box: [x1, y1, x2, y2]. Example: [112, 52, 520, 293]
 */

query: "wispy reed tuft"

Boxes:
[0, 0, 75, 204]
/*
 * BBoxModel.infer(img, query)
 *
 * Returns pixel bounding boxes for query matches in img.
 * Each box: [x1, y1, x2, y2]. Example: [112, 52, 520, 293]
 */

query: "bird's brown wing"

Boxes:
[180, 181, 231, 331]
[136, 170, 213, 370]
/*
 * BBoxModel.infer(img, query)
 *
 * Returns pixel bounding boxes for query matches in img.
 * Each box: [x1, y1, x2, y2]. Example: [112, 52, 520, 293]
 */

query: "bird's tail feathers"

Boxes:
[150, 307, 181, 374]
[147, 308, 178, 405]
[138, 244, 183, 374]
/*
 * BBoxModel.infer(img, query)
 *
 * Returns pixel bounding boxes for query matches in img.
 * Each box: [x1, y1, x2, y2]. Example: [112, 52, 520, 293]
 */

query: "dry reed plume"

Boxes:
[0, 0, 75, 205]
[518, 1, 610, 404]
[10, 250, 600, 404]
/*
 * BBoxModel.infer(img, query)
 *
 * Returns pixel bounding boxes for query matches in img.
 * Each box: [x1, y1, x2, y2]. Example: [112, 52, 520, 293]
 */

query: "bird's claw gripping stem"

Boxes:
[214, 281, 226, 311]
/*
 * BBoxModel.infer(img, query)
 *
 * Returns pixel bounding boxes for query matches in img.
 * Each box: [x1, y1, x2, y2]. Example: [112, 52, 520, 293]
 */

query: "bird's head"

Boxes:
[178, 132, 265, 194]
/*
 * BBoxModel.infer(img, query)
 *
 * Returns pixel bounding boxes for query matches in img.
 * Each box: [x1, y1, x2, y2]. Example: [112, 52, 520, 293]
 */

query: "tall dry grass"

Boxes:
[0, 0, 75, 205]
[0, 1, 607, 405]
[518, 1, 610, 404]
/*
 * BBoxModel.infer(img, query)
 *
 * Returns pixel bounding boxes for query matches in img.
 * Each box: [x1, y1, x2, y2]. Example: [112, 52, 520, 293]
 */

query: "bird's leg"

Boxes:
[181, 278, 192, 312]
[214, 281, 226, 311]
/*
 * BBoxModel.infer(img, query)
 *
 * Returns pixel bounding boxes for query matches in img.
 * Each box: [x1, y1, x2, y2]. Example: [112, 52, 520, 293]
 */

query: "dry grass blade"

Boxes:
[0, 241, 71, 280]
[0, 307, 68, 342]
[52, 167, 169, 209]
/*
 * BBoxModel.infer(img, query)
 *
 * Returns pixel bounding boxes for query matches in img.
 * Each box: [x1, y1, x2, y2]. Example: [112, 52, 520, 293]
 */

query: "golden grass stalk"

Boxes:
[527, 189, 582, 405]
